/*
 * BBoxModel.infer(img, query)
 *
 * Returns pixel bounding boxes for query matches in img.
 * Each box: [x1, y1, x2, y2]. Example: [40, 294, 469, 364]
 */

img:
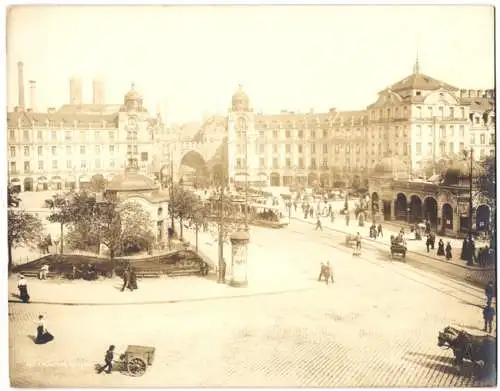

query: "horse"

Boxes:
[437, 326, 496, 378]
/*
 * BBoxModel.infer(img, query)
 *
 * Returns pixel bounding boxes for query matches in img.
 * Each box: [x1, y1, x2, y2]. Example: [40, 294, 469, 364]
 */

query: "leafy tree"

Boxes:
[46, 192, 74, 254]
[95, 199, 154, 259]
[90, 174, 107, 193]
[477, 155, 496, 206]
[8, 186, 21, 207]
[8, 209, 44, 274]
[170, 184, 200, 240]
[48, 191, 98, 252]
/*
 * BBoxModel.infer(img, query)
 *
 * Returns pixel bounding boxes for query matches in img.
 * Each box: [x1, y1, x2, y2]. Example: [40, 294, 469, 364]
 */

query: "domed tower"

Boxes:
[227, 85, 257, 185]
[231, 84, 250, 112]
[122, 83, 144, 112]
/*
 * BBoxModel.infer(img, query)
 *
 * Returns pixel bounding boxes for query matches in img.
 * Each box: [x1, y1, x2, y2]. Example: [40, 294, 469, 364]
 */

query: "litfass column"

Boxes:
[229, 230, 249, 287]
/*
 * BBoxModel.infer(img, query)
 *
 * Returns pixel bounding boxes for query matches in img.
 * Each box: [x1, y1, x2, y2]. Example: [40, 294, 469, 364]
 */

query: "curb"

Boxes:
[7, 286, 313, 307]
[292, 217, 493, 272]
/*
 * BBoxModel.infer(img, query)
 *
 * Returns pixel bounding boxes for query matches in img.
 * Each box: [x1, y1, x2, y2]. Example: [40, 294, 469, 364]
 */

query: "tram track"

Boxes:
[283, 225, 484, 303]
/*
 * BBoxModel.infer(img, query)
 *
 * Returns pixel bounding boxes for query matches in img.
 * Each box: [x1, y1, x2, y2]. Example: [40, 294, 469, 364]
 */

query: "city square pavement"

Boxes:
[9, 224, 495, 387]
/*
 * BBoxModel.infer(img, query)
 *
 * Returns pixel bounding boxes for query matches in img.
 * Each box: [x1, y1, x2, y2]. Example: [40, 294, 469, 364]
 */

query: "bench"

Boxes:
[167, 267, 202, 277]
[20, 271, 57, 279]
[135, 271, 162, 279]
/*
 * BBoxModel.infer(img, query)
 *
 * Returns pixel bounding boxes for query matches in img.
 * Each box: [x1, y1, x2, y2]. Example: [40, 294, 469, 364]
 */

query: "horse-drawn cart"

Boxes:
[119, 345, 155, 376]
[390, 236, 407, 260]
[345, 234, 357, 248]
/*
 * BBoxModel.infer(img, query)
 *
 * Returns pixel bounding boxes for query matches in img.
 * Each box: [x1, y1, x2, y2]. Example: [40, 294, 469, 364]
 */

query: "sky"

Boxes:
[6, 4, 495, 124]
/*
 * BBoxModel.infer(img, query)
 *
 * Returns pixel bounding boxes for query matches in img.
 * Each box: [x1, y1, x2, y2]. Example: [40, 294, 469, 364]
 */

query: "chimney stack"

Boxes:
[17, 61, 25, 110]
[70, 76, 82, 105]
[29, 80, 37, 112]
[92, 78, 105, 105]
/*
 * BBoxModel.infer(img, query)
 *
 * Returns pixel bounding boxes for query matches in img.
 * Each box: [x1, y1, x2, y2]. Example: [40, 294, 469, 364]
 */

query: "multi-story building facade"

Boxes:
[7, 62, 164, 192]
[218, 58, 495, 188]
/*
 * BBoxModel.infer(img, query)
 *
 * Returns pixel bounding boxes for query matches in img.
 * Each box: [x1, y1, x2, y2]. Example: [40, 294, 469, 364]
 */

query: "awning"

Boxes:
[37, 176, 48, 183]
[10, 177, 21, 183]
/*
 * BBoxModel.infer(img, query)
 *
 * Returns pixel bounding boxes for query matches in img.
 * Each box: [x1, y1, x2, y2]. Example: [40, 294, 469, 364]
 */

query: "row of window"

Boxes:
[10, 144, 121, 158]
[9, 151, 150, 174]
[8, 128, 157, 143]
[235, 156, 365, 171]
[10, 145, 150, 160]
[10, 159, 115, 173]
[415, 142, 467, 156]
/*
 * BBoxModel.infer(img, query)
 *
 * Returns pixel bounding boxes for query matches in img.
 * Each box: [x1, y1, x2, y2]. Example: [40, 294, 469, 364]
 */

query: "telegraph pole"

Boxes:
[468, 148, 474, 234]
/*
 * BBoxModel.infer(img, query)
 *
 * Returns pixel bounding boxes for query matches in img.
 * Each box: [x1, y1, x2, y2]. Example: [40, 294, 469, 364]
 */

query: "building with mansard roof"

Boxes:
[7, 61, 165, 193]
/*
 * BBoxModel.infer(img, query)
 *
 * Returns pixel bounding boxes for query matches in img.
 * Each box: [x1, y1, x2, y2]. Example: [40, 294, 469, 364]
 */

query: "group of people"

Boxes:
[369, 224, 383, 239]
[461, 235, 493, 267]
[318, 262, 334, 285]
[436, 238, 453, 260]
[121, 267, 138, 292]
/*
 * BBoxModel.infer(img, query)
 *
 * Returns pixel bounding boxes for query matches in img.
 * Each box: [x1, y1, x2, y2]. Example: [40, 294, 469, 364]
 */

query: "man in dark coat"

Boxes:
[121, 268, 131, 292]
[98, 345, 115, 374]
[483, 305, 495, 333]
[129, 267, 138, 290]
[485, 281, 494, 306]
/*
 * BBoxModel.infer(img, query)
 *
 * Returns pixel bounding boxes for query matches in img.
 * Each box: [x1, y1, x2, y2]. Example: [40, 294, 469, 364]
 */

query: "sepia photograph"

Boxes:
[5, 4, 496, 388]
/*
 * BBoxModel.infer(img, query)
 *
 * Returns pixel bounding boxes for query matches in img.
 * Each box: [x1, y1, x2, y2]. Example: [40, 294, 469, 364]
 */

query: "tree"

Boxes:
[8, 186, 21, 207]
[478, 155, 496, 206]
[95, 200, 154, 259]
[8, 209, 44, 274]
[90, 174, 107, 193]
[46, 192, 74, 254]
[170, 184, 200, 240]
[47, 190, 98, 252]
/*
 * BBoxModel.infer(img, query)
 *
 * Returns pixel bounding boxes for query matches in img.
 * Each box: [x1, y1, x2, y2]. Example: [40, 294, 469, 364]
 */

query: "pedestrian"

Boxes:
[315, 218, 323, 231]
[330, 210, 335, 223]
[121, 268, 131, 292]
[34, 315, 54, 344]
[129, 267, 138, 290]
[97, 345, 115, 374]
[483, 305, 495, 333]
[39, 264, 49, 280]
[354, 232, 362, 256]
[318, 262, 325, 282]
[445, 242, 452, 260]
[437, 239, 445, 256]
[485, 281, 494, 306]
[460, 238, 467, 260]
[17, 274, 30, 303]
[326, 261, 334, 284]
[322, 264, 331, 285]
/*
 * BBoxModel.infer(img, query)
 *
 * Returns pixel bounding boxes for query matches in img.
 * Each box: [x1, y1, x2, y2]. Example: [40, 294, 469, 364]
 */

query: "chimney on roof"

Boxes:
[70, 76, 82, 105]
[17, 61, 25, 110]
[28, 80, 37, 112]
[92, 78, 105, 105]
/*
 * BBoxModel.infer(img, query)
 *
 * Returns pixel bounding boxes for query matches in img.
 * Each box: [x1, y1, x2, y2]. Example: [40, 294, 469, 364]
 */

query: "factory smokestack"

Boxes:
[17, 61, 25, 109]
[70, 76, 82, 105]
[92, 78, 105, 105]
[29, 80, 37, 112]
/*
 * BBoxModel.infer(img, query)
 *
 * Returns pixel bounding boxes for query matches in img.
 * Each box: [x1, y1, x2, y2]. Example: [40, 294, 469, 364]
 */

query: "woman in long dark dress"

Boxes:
[35, 315, 54, 344]
[17, 275, 30, 303]
[445, 242, 452, 260]
[460, 238, 467, 260]
[437, 239, 445, 256]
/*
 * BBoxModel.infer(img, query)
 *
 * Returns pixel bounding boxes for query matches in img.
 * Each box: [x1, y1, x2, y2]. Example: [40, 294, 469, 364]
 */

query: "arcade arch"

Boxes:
[179, 151, 208, 187]
[423, 197, 438, 227]
[394, 193, 407, 221]
[476, 204, 491, 232]
[409, 195, 422, 223]
[442, 203, 454, 230]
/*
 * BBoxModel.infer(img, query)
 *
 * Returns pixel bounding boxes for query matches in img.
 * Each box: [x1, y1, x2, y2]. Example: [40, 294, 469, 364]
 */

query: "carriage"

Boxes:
[345, 234, 357, 247]
[390, 236, 407, 260]
[119, 345, 155, 376]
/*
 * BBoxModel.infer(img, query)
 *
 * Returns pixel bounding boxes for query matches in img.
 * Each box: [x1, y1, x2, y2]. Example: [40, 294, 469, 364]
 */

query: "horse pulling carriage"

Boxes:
[390, 235, 407, 260]
[438, 326, 496, 379]
[118, 345, 155, 376]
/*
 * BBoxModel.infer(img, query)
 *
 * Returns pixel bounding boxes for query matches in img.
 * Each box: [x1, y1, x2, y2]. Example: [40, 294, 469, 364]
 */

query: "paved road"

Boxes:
[9, 223, 494, 387]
